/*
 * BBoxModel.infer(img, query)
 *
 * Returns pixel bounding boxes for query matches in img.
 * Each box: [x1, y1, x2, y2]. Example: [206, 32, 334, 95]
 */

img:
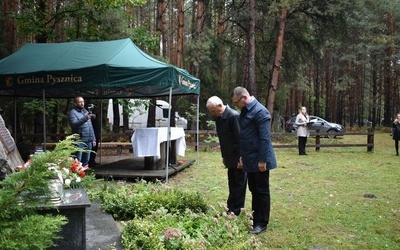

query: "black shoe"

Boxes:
[228, 209, 240, 216]
[249, 225, 267, 234]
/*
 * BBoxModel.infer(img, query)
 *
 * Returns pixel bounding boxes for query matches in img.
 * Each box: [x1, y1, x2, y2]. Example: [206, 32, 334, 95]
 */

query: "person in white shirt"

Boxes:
[295, 106, 309, 155]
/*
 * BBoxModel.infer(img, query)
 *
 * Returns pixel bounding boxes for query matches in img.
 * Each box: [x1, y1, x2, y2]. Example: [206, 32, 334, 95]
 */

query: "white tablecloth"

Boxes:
[131, 127, 186, 159]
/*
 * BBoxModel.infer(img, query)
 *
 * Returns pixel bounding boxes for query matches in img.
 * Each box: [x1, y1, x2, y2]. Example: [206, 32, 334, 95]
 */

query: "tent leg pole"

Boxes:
[43, 89, 46, 151]
[165, 87, 173, 183]
[99, 99, 103, 165]
[196, 95, 199, 166]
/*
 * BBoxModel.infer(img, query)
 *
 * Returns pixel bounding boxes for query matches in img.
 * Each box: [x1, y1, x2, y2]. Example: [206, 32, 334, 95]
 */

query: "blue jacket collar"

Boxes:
[244, 96, 256, 111]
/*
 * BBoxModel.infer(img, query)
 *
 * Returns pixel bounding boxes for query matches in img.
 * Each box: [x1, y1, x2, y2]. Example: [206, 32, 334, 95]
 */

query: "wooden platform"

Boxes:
[92, 157, 195, 181]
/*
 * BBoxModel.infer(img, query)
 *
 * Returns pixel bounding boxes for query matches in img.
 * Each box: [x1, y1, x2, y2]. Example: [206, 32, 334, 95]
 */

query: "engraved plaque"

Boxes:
[0, 115, 15, 153]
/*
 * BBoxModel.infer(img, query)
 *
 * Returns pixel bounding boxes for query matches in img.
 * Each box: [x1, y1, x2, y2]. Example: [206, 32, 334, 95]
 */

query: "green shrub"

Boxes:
[0, 214, 67, 250]
[98, 180, 208, 220]
[121, 207, 260, 250]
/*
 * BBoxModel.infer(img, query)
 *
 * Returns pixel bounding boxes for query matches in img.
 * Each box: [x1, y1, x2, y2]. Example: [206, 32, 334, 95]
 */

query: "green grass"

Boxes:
[170, 132, 400, 249]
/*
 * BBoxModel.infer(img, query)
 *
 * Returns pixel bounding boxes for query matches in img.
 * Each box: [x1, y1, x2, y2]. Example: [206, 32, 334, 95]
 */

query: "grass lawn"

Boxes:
[169, 131, 400, 249]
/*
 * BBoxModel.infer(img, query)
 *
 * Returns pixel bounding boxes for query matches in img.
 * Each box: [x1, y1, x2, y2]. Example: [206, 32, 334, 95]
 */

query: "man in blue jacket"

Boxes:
[69, 96, 96, 167]
[206, 96, 247, 216]
[231, 86, 277, 234]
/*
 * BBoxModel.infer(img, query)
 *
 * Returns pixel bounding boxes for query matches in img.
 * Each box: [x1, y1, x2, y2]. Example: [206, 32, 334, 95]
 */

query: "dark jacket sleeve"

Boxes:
[231, 113, 241, 150]
[254, 108, 271, 163]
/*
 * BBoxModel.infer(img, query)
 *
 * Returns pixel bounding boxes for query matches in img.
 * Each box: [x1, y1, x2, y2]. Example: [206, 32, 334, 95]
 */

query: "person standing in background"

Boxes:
[206, 96, 247, 216]
[69, 96, 96, 167]
[231, 86, 277, 234]
[295, 106, 309, 155]
[392, 113, 400, 156]
[89, 101, 101, 167]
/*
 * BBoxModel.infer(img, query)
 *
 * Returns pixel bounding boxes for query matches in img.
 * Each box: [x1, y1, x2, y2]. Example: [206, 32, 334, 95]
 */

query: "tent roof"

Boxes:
[0, 38, 200, 98]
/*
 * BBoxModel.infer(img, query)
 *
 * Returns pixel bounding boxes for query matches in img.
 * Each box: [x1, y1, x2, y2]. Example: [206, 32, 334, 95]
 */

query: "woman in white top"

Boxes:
[295, 106, 309, 155]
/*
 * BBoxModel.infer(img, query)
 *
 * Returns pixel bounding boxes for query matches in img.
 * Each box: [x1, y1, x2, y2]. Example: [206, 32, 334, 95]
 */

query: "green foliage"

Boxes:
[13, 0, 146, 42]
[131, 26, 160, 55]
[0, 135, 96, 249]
[184, 103, 206, 125]
[205, 120, 216, 130]
[121, 207, 259, 250]
[96, 180, 208, 220]
[118, 98, 150, 117]
[88, 0, 145, 8]
[1, 97, 73, 135]
[204, 135, 219, 144]
[0, 214, 67, 250]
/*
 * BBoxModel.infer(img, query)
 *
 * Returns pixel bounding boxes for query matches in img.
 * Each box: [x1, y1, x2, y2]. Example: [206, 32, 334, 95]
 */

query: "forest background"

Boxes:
[0, 0, 399, 137]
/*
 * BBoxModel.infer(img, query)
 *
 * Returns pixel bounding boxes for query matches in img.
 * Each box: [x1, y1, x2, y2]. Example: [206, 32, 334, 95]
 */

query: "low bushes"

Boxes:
[122, 208, 258, 250]
[95, 180, 208, 220]
[91, 180, 260, 249]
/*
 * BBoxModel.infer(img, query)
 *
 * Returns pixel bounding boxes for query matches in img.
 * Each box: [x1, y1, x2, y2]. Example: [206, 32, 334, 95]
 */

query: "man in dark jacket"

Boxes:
[69, 96, 96, 167]
[231, 87, 277, 234]
[206, 96, 247, 216]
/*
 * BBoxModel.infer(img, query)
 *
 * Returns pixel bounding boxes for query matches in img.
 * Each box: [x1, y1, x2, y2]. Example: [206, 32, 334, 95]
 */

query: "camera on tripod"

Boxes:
[87, 104, 95, 114]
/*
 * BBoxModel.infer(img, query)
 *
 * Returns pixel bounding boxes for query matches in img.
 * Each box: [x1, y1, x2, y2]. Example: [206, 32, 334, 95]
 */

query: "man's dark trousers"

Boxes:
[247, 170, 270, 228]
[227, 168, 247, 215]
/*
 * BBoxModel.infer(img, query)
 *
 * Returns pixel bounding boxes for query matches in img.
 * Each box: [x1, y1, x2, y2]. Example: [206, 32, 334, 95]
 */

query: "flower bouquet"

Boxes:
[16, 134, 94, 192]
[45, 158, 89, 190]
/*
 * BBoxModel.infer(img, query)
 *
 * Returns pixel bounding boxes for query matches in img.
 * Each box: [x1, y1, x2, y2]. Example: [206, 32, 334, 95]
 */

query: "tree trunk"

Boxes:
[54, 0, 64, 42]
[50, 101, 58, 139]
[36, 0, 48, 43]
[112, 99, 120, 133]
[216, 0, 226, 90]
[240, 46, 249, 89]
[4, 0, 18, 53]
[313, 59, 320, 116]
[324, 49, 331, 120]
[169, 0, 176, 65]
[194, 0, 205, 78]
[147, 98, 156, 128]
[371, 54, 378, 127]
[383, 11, 395, 126]
[177, 0, 184, 68]
[267, 8, 287, 116]
[247, 0, 256, 94]
[156, 0, 167, 57]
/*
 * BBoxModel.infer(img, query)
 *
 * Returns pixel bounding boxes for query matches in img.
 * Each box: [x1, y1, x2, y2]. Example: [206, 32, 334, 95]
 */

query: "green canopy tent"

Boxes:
[0, 38, 200, 182]
[0, 38, 199, 98]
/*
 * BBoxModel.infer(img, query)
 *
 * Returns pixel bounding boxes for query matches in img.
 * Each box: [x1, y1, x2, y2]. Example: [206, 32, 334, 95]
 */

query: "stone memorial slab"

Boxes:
[39, 188, 91, 250]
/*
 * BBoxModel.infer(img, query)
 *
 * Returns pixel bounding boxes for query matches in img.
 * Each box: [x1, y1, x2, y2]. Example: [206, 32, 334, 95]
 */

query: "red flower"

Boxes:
[70, 166, 78, 172]
[79, 171, 86, 178]
[73, 159, 80, 167]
